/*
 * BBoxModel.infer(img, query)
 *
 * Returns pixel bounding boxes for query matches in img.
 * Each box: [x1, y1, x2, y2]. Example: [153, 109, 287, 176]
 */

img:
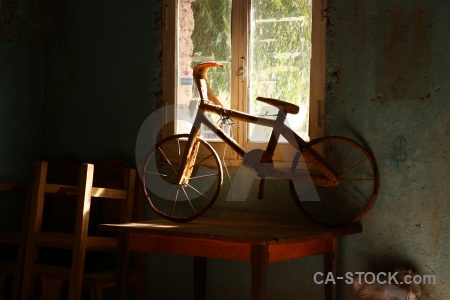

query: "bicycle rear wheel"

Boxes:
[142, 134, 223, 222]
[289, 136, 379, 227]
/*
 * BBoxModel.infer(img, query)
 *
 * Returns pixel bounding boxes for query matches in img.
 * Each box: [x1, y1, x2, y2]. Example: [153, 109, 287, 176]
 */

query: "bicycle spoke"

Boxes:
[340, 178, 375, 183]
[144, 170, 175, 180]
[334, 188, 340, 224]
[316, 186, 330, 221]
[337, 145, 355, 174]
[317, 195, 327, 220]
[170, 188, 180, 217]
[290, 136, 378, 226]
[186, 183, 212, 202]
[294, 185, 323, 198]
[158, 147, 178, 174]
[191, 153, 214, 169]
[337, 185, 367, 206]
[148, 182, 178, 195]
[325, 140, 333, 164]
[144, 134, 222, 222]
[181, 186, 197, 214]
[188, 173, 219, 180]
[340, 157, 369, 178]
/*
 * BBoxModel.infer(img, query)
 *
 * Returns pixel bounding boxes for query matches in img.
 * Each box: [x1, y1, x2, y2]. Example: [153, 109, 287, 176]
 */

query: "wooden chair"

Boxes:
[83, 157, 144, 299]
[0, 180, 31, 300]
[20, 158, 140, 299]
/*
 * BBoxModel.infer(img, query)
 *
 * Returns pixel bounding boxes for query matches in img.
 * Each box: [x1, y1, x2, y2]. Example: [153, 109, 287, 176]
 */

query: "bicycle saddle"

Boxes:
[193, 61, 224, 107]
[256, 96, 299, 115]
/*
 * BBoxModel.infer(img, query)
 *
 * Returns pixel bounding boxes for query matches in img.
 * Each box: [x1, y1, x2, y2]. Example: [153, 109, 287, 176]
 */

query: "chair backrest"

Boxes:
[41, 155, 82, 234]
[89, 157, 136, 237]
[21, 157, 137, 300]
[84, 158, 136, 271]
[21, 160, 94, 300]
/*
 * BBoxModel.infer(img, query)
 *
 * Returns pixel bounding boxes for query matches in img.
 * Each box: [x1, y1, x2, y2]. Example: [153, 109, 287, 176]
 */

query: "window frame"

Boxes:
[161, 0, 327, 167]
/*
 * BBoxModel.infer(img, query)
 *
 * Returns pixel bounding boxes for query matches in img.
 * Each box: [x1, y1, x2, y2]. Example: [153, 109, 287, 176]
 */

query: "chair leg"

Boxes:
[21, 161, 49, 300]
[68, 164, 94, 300]
[40, 277, 63, 300]
[90, 286, 103, 300]
[12, 257, 25, 299]
[0, 274, 8, 299]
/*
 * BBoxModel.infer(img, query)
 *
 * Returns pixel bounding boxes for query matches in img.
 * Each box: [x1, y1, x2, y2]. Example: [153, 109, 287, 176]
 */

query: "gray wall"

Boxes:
[1, 0, 449, 299]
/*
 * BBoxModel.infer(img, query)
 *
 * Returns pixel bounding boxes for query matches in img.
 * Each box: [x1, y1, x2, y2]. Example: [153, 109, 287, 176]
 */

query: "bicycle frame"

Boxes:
[174, 61, 340, 188]
[175, 99, 339, 187]
[142, 62, 378, 225]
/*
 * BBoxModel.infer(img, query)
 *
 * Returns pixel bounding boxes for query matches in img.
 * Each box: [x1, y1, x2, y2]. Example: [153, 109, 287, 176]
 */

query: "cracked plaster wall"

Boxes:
[326, 0, 450, 298]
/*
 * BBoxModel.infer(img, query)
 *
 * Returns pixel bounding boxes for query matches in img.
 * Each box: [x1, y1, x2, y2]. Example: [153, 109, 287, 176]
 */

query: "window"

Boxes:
[162, 0, 326, 165]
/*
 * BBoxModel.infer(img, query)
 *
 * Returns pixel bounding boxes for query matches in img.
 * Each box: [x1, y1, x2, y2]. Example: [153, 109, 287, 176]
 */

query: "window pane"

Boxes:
[176, 0, 232, 140]
[249, 0, 312, 142]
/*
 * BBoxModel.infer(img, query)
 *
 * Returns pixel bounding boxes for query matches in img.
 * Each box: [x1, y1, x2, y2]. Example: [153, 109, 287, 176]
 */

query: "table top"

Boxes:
[99, 217, 362, 245]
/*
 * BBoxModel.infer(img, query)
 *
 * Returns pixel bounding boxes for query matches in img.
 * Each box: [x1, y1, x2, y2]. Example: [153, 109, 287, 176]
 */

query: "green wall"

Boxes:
[0, 40, 43, 180]
[0, 40, 44, 229]
[1, 0, 449, 299]
[43, 0, 162, 163]
[326, 0, 450, 298]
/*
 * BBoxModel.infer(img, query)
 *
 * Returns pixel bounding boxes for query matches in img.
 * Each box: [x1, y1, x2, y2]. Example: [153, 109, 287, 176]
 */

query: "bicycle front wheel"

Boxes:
[289, 136, 379, 227]
[142, 134, 223, 222]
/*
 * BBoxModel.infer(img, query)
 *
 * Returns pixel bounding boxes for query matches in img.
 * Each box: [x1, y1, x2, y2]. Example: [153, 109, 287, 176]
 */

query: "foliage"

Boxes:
[190, 0, 312, 108]
[251, 0, 312, 108]
[191, 0, 232, 100]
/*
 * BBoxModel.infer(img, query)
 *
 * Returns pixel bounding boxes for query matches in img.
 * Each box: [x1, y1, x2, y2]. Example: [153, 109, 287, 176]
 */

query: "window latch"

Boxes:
[236, 57, 246, 82]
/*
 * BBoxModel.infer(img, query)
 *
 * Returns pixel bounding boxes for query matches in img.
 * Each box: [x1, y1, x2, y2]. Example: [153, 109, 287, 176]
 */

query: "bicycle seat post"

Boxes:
[257, 108, 287, 199]
[265, 108, 287, 155]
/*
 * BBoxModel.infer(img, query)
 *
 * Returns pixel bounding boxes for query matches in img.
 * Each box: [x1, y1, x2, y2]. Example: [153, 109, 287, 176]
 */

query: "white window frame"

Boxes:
[161, 0, 327, 167]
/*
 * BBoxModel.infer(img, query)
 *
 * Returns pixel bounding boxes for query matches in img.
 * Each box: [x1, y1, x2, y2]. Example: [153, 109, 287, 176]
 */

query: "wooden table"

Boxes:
[99, 218, 362, 300]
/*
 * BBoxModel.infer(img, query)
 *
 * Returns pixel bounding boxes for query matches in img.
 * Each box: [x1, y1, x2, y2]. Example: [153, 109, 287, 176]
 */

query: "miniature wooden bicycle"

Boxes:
[142, 61, 379, 227]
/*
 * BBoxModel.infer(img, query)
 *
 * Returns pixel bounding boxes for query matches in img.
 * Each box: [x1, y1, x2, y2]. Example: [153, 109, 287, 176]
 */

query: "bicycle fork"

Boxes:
[175, 117, 202, 186]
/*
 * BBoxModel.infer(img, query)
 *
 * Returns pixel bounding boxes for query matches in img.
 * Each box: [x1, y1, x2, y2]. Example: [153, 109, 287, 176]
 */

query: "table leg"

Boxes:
[194, 256, 207, 300]
[251, 244, 269, 300]
[324, 238, 338, 300]
[117, 232, 130, 300]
